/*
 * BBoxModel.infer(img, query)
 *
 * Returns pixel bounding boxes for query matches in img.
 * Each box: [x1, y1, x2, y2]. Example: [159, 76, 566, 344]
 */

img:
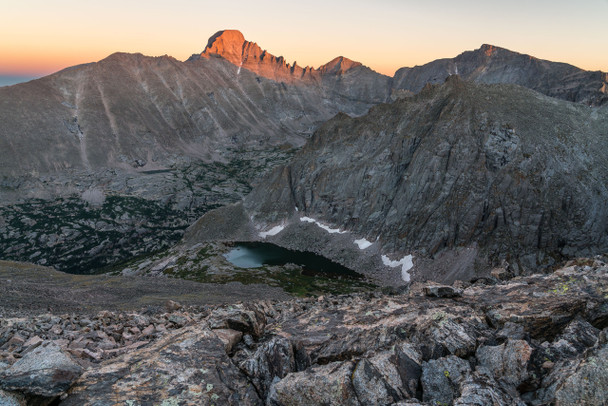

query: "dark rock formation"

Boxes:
[186, 77, 608, 284]
[421, 355, 471, 405]
[0, 390, 25, 406]
[268, 361, 359, 406]
[63, 326, 261, 405]
[424, 285, 462, 298]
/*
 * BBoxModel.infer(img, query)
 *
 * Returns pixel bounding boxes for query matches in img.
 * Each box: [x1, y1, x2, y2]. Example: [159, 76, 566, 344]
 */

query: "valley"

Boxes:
[1, 28, 608, 405]
[1, 30, 607, 279]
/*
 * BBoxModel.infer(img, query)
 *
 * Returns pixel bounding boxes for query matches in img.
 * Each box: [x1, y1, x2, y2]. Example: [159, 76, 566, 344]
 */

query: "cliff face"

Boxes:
[186, 77, 608, 283]
[192, 30, 381, 85]
[393, 44, 608, 106]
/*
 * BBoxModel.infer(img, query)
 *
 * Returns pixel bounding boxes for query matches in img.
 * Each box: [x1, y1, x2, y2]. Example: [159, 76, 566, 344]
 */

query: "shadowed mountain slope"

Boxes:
[393, 44, 608, 106]
[0, 47, 389, 179]
[185, 77, 608, 283]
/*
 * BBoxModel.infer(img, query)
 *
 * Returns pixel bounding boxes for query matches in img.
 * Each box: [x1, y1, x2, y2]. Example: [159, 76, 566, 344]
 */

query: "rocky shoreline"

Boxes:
[1, 258, 607, 405]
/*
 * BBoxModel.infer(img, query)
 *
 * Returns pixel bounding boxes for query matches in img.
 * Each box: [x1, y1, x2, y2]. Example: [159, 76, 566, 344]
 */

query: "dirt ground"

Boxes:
[0, 260, 291, 316]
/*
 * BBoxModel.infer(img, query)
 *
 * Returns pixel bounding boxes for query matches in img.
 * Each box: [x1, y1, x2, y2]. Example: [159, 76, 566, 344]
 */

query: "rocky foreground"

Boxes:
[1, 258, 608, 405]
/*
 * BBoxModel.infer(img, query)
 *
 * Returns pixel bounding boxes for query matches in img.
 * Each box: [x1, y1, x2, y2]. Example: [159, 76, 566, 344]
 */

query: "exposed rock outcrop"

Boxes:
[0, 342, 82, 398]
[1, 259, 606, 405]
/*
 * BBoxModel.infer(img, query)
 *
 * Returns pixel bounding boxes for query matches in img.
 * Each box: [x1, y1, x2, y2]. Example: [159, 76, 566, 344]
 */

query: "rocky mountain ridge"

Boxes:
[393, 43, 608, 106]
[1, 258, 607, 405]
[3, 31, 605, 184]
[190, 30, 369, 84]
[185, 77, 608, 284]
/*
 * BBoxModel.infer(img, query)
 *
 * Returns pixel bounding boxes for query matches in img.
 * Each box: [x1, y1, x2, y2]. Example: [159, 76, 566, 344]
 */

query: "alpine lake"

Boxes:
[138, 241, 378, 296]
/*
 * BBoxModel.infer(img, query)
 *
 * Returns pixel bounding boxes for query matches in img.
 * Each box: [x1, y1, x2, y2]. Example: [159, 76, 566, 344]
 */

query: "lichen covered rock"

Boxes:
[0, 341, 82, 398]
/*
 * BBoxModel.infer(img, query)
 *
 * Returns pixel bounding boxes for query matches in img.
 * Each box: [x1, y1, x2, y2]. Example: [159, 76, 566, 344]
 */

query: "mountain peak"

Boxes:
[479, 44, 497, 55]
[202, 30, 247, 64]
[477, 44, 511, 57]
[319, 57, 362, 74]
[191, 29, 375, 84]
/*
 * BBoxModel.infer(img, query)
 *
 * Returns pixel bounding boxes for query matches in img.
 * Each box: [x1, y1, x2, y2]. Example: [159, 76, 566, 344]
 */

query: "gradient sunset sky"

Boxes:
[2, 0, 607, 79]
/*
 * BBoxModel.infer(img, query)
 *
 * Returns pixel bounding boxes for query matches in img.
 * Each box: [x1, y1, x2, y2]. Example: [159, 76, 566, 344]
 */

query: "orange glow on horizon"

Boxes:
[4, 45, 608, 80]
[1, 0, 607, 78]
[2, 40, 608, 79]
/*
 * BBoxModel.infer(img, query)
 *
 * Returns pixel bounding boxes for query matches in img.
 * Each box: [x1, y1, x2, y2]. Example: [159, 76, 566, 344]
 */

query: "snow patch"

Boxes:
[354, 238, 373, 250]
[382, 254, 413, 282]
[300, 216, 347, 234]
[259, 225, 285, 238]
[237, 61, 243, 75]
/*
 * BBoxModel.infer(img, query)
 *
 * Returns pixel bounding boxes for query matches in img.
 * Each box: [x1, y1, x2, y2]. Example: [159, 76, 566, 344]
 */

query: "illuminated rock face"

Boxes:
[201, 29, 306, 82]
[197, 29, 365, 83]
[202, 29, 248, 65]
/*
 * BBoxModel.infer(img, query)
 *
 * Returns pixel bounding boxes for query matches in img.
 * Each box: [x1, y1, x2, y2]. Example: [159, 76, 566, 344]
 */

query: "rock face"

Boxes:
[194, 30, 381, 88]
[0, 342, 82, 397]
[186, 77, 608, 284]
[62, 326, 261, 405]
[2, 259, 606, 405]
[393, 44, 608, 106]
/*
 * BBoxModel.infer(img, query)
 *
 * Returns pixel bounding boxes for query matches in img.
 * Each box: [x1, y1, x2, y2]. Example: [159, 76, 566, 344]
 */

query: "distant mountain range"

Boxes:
[0, 75, 39, 87]
[1, 30, 605, 180]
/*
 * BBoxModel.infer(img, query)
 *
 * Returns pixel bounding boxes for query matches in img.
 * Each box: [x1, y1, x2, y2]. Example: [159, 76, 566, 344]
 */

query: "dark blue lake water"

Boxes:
[224, 242, 362, 279]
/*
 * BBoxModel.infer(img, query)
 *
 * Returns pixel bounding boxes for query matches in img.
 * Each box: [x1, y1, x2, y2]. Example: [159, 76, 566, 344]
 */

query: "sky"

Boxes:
[1, 0, 607, 83]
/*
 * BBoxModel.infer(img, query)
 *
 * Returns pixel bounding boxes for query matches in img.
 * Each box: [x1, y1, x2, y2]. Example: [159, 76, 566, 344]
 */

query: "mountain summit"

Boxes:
[202, 29, 248, 63]
[190, 29, 307, 82]
[394, 43, 607, 105]
[190, 29, 380, 83]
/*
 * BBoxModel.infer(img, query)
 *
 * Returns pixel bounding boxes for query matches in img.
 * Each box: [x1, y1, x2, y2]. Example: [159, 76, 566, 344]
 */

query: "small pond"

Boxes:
[224, 242, 362, 279]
